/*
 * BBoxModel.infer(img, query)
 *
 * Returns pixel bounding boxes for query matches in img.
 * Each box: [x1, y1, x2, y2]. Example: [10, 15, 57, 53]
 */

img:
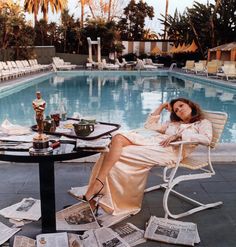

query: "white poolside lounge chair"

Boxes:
[145, 58, 164, 68]
[101, 59, 119, 70]
[217, 64, 236, 80]
[206, 62, 218, 77]
[0, 62, 12, 80]
[115, 58, 127, 68]
[52, 57, 77, 70]
[135, 59, 157, 70]
[145, 110, 228, 219]
[191, 62, 206, 74]
[182, 60, 195, 72]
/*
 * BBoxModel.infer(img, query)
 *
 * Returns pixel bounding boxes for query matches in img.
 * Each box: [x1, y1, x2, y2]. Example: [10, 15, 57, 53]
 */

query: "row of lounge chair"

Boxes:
[86, 58, 164, 70]
[182, 60, 236, 80]
[0, 59, 52, 81]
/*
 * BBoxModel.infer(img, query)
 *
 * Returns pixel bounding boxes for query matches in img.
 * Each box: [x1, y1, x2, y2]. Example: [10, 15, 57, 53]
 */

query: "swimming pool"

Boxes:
[0, 71, 235, 143]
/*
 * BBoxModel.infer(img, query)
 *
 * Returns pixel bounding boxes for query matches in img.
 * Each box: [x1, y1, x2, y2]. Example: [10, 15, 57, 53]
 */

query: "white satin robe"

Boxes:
[88, 114, 213, 215]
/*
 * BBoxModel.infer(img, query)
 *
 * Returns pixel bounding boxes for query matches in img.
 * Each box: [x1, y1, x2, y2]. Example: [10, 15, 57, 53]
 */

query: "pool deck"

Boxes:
[0, 161, 236, 247]
[0, 69, 235, 246]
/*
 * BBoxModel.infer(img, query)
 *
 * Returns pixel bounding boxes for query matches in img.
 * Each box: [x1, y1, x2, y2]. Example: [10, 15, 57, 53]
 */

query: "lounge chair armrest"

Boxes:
[170, 140, 208, 146]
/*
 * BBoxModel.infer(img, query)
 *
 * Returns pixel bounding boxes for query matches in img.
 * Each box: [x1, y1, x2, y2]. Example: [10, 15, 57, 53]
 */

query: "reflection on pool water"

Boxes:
[0, 73, 235, 143]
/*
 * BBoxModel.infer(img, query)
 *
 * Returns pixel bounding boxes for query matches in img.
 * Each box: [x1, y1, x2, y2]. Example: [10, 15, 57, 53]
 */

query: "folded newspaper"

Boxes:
[111, 222, 146, 247]
[0, 222, 21, 245]
[94, 227, 130, 247]
[13, 236, 36, 247]
[56, 202, 100, 231]
[67, 186, 131, 228]
[37, 232, 69, 247]
[0, 198, 41, 221]
[144, 216, 200, 246]
[76, 136, 111, 150]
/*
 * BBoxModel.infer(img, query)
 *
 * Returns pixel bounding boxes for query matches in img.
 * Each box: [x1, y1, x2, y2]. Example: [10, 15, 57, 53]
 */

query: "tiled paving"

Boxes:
[0, 161, 236, 246]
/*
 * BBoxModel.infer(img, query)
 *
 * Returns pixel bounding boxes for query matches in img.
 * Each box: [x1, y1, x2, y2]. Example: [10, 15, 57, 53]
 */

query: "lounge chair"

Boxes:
[87, 58, 99, 68]
[217, 64, 236, 80]
[0, 62, 12, 80]
[101, 59, 119, 70]
[2, 62, 20, 78]
[135, 59, 157, 70]
[145, 58, 164, 68]
[15, 60, 32, 74]
[115, 58, 127, 68]
[145, 110, 228, 219]
[206, 61, 218, 77]
[190, 62, 206, 74]
[29, 59, 51, 71]
[52, 57, 77, 71]
[182, 60, 195, 72]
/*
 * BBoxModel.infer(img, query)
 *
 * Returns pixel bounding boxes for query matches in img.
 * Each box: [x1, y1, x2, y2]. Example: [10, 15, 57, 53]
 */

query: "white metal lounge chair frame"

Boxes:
[145, 110, 228, 219]
[217, 64, 236, 81]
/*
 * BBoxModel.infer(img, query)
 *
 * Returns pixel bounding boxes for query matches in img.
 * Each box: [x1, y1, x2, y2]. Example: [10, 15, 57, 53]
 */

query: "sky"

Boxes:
[19, 0, 214, 34]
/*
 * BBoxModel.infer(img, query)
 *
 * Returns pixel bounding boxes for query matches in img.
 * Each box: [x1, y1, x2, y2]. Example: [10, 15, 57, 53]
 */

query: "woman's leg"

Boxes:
[85, 134, 133, 200]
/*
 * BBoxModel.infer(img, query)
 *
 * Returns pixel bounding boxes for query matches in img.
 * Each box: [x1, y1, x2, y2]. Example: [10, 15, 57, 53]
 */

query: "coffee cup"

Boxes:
[73, 122, 94, 137]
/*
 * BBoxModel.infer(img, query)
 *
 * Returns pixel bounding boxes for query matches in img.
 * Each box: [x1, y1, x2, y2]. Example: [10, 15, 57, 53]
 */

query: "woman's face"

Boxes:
[172, 101, 192, 122]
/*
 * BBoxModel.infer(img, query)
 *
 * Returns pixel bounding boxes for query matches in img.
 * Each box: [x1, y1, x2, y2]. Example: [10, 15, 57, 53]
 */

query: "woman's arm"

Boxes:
[181, 119, 213, 145]
[144, 102, 171, 132]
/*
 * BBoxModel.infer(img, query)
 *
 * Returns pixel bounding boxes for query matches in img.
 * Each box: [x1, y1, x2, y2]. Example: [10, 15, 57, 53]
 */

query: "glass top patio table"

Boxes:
[0, 144, 97, 233]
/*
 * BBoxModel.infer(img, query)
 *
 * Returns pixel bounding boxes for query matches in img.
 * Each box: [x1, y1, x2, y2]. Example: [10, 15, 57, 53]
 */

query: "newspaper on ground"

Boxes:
[97, 210, 131, 228]
[111, 222, 146, 247]
[0, 198, 41, 221]
[9, 219, 32, 227]
[68, 230, 98, 247]
[56, 202, 100, 231]
[36, 232, 69, 247]
[68, 233, 83, 247]
[13, 235, 36, 247]
[68, 185, 88, 199]
[94, 227, 130, 247]
[68, 186, 132, 228]
[0, 222, 21, 245]
[144, 216, 200, 246]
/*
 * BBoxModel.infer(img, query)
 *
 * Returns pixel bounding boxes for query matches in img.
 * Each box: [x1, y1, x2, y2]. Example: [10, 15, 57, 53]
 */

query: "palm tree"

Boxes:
[107, 0, 112, 21]
[163, 0, 169, 39]
[41, 0, 67, 23]
[79, 0, 95, 28]
[24, 0, 67, 23]
[24, 0, 40, 24]
[210, 0, 221, 46]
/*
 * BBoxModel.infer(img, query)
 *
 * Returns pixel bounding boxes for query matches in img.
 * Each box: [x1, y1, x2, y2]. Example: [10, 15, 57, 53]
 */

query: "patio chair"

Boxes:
[135, 59, 157, 70]
[145, 110, 228, 219]
[217, 64, 236, 81]
[115, 58, 127, 68]
[101, 59, 119, 70]
[206, 62, 218, 77]
[145, 58, 164, 68]
[52, 57, 77, 70]
[182, 60, 195, 72]
[190, 62, 206, 74]
[0, 62, 12, 80]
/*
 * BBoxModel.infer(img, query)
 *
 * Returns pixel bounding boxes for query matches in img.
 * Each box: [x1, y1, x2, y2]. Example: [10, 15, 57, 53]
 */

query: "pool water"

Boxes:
[0, 73, 235, 143]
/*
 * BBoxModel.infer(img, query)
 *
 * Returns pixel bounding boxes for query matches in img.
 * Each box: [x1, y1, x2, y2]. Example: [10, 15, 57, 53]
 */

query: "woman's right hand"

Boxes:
[151, 102, 171, 116]
[161, 102, 171, 112]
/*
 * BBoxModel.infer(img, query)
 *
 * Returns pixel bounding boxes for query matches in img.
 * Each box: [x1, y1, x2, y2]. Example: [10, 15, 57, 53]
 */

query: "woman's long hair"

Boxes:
[169, 98, 204, 123]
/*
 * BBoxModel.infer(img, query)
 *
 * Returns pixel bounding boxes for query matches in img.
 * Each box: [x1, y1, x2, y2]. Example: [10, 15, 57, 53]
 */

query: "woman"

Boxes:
[82, 98, 213, 215]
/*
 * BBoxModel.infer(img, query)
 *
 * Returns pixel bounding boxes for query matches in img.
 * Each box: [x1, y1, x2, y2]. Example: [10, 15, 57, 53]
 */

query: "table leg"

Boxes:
[39, 160, 56, 233]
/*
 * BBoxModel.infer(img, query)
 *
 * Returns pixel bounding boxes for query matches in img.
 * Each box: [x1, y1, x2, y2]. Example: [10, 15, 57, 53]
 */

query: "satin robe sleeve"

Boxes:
[144, 114, 169, 133]
[180, 119, 213, 145]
